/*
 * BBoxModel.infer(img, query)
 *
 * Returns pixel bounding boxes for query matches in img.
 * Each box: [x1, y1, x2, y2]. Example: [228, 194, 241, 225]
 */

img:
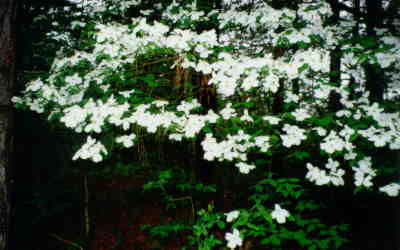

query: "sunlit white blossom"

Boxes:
[225, 229, 242, 249]
[225, 210, 240, 223]
[281, 125, 306, 148]
[235, 162, 255, 174]
[352, 157, 376, 188]
[271, 204, 290, 224]
[116, 134, 136, 148]
[380, 183, 400, 197]
[72, 136, 107, 162]
[306, 163, 330, 186]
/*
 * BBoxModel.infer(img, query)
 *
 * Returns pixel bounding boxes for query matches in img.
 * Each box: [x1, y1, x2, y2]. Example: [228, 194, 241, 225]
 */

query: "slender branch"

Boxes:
[49, 234, 84, 250]
[83, 175, 90, 238]
[16, 70, 47, 74]
[142, 56, 179, 67]
[170, 195, 192, 202]
[133, 56, 178, 71]
[170, 196, 195, 220]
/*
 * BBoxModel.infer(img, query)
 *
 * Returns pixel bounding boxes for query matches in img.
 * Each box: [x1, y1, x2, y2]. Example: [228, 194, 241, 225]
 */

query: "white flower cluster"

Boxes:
[379, 183, 400, 197]
[358, 103, 400, 150]
[306, 163, 330, 186]
[201, 131, 251, 162]
[223, 203, 290, 249]
[116, 134, 136, 148]
[201, 130, 271, 174]
[72, 136, 107, 163]
[280, 124, 306, 148]
[292, 108, 311, 122]
[219, 103, 237, 120]
[359, 126, 392, 148]
[352, 157, 376, 188]
[271, 204, 290, 224]
[25, 78, 44, 92]
[320, 131, 351, 154]
[306, 160, 345, 186]
[162, 0, 208, 24]
[254, 136, 271, 153]
[263, 115, 281, 125]
[219, 1, 294, 43]
[224, 210, 242, 249]
[235, 162, 256, 174]
[176, 99, 201, 115]
[225, 228, 242, 249]
[60, 96, 130, 133]
[325, 159, 345, 186]
[14, 0, 400, 194]
[225, 210, 240, 223]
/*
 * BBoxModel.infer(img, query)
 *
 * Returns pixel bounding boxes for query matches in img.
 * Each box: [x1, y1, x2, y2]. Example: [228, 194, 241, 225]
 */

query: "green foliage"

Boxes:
[141, 221, 189, 239]
[186, 204, 224, 250]
[241, 174, 349, 249]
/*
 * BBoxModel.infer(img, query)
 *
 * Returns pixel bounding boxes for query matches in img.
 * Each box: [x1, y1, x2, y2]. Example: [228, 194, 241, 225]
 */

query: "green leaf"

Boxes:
[159, 170, 172, 179]
[139, 74, 159, 87]
[217, 221, 225, 229]
[270, 235, 281, 246]
[360, 36, 377, 49]
[315, 115, 334, 127]
[298, 63, 309, 73]
[288, 151, 310, 160]
[349, 133, 359, 141]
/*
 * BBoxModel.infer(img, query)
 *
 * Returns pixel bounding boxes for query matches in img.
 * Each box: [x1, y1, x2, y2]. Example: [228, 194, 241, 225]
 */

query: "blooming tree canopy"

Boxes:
[14, 0, 400, 248]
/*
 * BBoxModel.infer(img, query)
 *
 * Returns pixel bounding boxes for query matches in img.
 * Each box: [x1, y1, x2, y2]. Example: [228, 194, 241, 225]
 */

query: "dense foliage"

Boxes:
[14, 0, 400, 249]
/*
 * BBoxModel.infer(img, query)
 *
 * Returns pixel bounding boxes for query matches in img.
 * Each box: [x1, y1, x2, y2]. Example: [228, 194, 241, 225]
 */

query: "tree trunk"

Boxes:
[0, 0, 17, 249]
[365, 0, 385, 103]
[327, 0, 343, 112]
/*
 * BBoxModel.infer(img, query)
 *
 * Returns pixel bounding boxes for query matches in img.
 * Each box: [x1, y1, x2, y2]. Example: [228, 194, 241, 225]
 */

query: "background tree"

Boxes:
[11, 1, 81, 249]
[0, 0, 17, 249]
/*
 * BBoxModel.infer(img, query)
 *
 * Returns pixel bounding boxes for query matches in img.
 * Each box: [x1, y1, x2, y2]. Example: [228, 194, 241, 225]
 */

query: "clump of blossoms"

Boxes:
[225, 228, 242, 249]
[15, 0, 400, 249]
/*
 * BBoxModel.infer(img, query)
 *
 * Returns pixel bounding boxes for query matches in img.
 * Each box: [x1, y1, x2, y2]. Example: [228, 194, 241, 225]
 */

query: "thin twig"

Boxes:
[83, 174, 90, 238]
[132, 56, 179, 76]
[49, 233, 84, 250]
[17, 70, 47, 74]
[170, 195, 192, 202]
[141, 56, 178, 68]
[170, 196, 195, 220]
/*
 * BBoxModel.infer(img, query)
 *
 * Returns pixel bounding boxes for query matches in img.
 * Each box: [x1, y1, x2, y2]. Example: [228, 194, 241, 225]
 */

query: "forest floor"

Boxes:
[39, 170, 398, 250]
[49, 174, 193, 250]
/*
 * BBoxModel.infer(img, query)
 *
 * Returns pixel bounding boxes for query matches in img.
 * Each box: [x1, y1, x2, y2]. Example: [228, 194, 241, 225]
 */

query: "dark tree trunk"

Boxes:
[0, 0, 17, 249]
[365, 0, 385, 103]
[327, 0, 343, 112]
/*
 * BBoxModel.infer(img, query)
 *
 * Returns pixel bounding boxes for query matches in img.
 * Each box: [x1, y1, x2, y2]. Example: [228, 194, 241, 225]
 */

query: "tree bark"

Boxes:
[365, 0, 385, 103]
[327, 0, 343, 112]
[0, 0, 17, 249]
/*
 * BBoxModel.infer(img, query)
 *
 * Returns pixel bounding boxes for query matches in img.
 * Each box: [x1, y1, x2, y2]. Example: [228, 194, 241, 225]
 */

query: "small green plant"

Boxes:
[186, 204, 225, 250]
[225, 173, 349, 250]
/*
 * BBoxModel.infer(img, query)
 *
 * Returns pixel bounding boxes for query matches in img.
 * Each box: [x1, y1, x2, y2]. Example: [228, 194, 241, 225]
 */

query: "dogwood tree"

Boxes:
[14, 0, 400, 248]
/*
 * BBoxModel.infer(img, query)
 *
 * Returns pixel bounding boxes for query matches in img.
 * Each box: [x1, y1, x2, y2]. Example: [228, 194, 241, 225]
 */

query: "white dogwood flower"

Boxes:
[225, 210, 240, 223]
[225, 228, 243, 249]
[271, 204, 290, 224]
[235, 162, 256, 174]
[380, 183, 400, 197]
[116, 134, 136, 148]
